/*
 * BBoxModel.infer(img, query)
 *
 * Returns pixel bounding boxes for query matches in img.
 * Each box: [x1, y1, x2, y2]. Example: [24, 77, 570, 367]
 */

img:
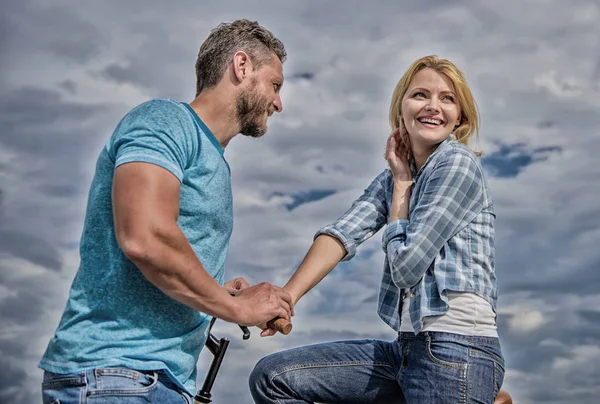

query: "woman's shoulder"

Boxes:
[434, 139, 484, 171]
[419, 139, 487, 187]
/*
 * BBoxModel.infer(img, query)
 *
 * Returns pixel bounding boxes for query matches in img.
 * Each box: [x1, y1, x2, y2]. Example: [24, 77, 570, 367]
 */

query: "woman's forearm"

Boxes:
[284, 234, 346, 305]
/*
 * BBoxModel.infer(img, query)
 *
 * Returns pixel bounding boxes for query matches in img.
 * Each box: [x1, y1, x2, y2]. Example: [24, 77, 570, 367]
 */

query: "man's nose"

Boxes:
[273, 94, 283, 113]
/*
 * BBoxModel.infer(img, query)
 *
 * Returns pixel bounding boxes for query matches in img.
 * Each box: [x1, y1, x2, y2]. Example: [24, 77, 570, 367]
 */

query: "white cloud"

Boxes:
[534, 71, 584, 98]
[507, 310, 546, 334]
[552, 345, 600, 371]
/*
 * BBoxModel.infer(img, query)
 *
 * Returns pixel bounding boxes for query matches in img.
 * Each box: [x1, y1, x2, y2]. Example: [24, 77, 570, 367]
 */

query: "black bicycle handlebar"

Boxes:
[194, 318, 251, 403]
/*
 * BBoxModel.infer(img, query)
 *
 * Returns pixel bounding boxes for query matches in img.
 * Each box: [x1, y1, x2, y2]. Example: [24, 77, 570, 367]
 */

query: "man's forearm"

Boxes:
[119, 223, 239, 323]
[284, 234, 346, 305]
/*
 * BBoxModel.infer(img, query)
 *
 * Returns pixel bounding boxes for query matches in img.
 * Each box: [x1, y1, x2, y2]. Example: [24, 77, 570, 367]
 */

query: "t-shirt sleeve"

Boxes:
[107, 100, 196, 182]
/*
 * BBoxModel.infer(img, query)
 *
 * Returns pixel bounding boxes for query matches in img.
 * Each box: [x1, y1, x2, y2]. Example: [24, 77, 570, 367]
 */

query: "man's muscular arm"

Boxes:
[112, 162, 293, 326]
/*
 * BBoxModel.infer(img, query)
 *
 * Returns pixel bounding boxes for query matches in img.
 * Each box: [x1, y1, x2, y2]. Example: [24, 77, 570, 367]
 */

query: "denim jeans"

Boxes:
[41, 368, 193, 404]
[250, 332, 504, 404]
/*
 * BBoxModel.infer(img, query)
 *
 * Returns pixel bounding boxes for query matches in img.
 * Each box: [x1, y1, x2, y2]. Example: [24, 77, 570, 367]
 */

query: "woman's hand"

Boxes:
[386, 127, 413, 222]
[385, 128, 413, 182]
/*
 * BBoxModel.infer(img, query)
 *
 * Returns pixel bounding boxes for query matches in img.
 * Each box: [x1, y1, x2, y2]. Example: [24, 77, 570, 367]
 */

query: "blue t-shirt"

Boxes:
[39, 99, 233, 394]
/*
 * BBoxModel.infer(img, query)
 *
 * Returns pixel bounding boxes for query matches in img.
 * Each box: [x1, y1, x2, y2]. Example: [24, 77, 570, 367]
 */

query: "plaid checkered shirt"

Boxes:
[315, 137, 498, 333]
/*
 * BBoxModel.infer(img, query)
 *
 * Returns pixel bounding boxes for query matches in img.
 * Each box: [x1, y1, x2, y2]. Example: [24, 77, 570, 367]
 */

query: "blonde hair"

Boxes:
[389, 55, 481, 154]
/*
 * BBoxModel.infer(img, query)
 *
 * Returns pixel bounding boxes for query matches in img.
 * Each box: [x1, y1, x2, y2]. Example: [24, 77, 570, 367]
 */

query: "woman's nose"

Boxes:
[425, 99, 440, 113]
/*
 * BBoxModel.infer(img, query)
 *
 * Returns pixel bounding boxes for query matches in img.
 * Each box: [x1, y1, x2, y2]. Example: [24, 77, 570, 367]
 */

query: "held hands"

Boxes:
[257, 289, 298, 337]
[385, 127, 413, 182]
[232, 282, 294, 330]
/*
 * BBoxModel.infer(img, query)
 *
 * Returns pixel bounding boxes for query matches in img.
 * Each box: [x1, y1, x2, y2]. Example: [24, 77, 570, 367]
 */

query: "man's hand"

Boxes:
[257, 289, 298, 337]
[224, 277, 250, 295]
[232, 282, 294, 327]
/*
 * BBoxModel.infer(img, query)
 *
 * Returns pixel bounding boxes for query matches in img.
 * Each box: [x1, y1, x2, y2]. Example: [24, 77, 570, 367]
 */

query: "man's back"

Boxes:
[39, 99, 233, 393]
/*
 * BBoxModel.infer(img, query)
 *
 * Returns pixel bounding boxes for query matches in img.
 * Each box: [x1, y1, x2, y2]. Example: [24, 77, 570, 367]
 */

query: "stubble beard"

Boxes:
[236, 79, 269, 138]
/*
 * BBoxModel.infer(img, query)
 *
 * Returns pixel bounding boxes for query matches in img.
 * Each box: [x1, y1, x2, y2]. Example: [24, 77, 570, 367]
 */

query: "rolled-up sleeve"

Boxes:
[382, 218, 409, 253]
[315, 170, 390, 261]
[384, 149, 484, 288]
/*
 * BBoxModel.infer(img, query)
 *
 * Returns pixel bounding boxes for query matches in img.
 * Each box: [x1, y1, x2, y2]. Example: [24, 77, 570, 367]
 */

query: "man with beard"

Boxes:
[39, 19, 293, 403]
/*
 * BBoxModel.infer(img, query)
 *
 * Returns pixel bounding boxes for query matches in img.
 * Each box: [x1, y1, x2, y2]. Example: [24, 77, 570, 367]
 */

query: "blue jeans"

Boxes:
[41, 368, 193, 404]
[250, 332, 504, 404]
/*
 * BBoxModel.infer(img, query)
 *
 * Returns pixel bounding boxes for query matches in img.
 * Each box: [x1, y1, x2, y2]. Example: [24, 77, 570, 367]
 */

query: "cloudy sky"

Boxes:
[1, 0, 599, 402]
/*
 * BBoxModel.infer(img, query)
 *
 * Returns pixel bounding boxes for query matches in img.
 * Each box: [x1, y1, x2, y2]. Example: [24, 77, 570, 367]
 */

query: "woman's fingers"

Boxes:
[387, 128, 412, 173]
[385, 135, 396, 161]
[260, 328, 277, 337]
[402, 130, 412, 159]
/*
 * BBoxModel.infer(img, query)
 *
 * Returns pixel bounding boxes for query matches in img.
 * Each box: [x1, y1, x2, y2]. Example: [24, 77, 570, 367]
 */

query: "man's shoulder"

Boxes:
[125, 99, 189, 122]
[107, 99, 198, 164]
[112, 99, 196, 141]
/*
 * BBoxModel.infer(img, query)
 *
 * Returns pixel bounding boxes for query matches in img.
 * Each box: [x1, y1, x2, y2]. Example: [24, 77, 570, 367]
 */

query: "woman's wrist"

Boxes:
[393, 178, 413, 188]
[283, 285, 301, 307]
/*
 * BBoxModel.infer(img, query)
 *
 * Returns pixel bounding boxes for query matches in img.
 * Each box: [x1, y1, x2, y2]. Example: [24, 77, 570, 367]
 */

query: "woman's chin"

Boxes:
[411, 128, 452, 144]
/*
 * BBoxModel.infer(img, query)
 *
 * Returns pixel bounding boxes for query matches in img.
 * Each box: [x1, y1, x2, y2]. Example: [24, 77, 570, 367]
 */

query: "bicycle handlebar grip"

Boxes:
[267, 317, 292, 335]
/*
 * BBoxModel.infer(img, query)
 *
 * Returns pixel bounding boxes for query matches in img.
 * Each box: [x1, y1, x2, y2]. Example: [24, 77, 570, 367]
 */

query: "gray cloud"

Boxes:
[482, 143, 562, 178]
[0, 85, 117, 266]
[0, 230, 62, 271]
[96, 23, 193, 99]
[497, 308, 600, 402]
[1, 1, 600, 403]
[0, 87, 105, 155]
[0, 287, 48, 325]
[273, 189, 337, 211]
[58, 80, 78, 95]
[0, 355, 28, 399]
[1, 0, 105, 64]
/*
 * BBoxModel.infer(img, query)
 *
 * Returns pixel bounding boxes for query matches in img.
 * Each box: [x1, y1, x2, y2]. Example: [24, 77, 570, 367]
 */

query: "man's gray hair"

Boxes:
[195, 19, 286, 96]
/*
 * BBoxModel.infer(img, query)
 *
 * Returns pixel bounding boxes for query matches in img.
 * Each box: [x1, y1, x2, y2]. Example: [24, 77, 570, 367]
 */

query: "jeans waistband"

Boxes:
[398, 331, 501, 347]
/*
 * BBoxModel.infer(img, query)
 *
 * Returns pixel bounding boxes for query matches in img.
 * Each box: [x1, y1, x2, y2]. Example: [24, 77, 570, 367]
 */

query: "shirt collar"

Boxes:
[409, 134, 454, 178]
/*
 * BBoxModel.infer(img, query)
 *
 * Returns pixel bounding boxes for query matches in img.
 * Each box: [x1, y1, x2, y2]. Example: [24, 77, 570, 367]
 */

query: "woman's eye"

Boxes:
[414, 92, 426, 98]
[443, 95, 455, 102]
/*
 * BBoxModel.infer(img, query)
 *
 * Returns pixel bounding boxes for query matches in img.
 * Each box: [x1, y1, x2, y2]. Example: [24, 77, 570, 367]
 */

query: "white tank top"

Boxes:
[399, 290, 498, 337]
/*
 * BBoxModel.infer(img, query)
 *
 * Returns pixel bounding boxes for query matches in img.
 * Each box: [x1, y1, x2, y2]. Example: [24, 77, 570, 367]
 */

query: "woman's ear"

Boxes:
[455, 115, 462, 128]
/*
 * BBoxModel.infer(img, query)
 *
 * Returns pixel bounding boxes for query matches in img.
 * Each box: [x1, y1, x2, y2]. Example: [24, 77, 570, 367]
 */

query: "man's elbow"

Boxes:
[116, 230, 153, 265]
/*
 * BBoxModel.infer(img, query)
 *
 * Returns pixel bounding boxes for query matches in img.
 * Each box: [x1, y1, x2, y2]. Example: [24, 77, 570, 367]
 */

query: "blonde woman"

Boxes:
[250, 56, 504, 404]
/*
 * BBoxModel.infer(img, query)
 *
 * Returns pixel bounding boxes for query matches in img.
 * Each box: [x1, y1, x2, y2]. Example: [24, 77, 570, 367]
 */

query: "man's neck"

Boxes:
[188, 88, 239, 148]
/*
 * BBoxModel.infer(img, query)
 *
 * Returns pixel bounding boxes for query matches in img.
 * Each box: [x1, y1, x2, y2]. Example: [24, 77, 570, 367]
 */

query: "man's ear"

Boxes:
[232, 51, 251, 83]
